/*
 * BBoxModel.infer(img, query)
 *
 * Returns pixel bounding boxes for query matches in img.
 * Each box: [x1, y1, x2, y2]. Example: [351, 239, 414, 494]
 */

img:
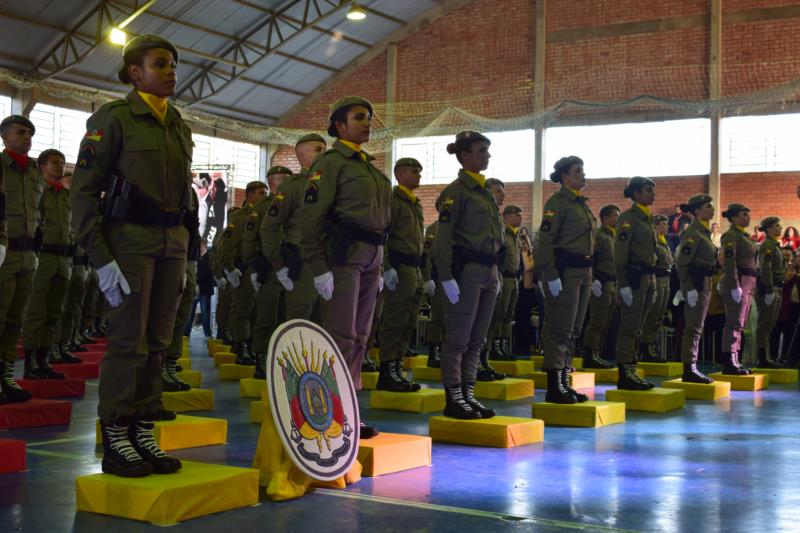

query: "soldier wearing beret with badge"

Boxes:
[0, 114, 42, 405]
[533, 156, 596, 404]
[675, 194, 717, 383]
[613, 177, 658, 390]
[299, 96, 391, 439]
[718, 203, 757, 374]
[70, 34, 190, 476]
[640, 214, 673, 361]
[376, 157, 426, 393]
[433, 130, 502, 420]
[755, 216, 786, 368]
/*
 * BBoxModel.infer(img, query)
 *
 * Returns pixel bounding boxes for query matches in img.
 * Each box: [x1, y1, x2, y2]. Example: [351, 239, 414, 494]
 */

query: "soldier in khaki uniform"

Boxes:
[23, 149, 81, 381]
[210, 210, 234, 343]
[581, 204, 619, 369]
[218, 181, 267, 363]
[434, 131, 503, 420]
[422, 218, 441, 367]
[675, 194, 717, 383]
[71, 35, 188, 477]
[377, 157, 426, 393]
[0, 115, 41, 404]
[718, 204, 757, 374]
[755, 216, 786, 368]
[299, 96, 391, 439]
[488, 205, 523, 361]
[613, 177, 658, 390]
[248, 166, 291, 378]
[640, 214, 673, 361]
[534, 156, 596, 404]
[79, 268, 101, 341]
[61, 245, 90, 353]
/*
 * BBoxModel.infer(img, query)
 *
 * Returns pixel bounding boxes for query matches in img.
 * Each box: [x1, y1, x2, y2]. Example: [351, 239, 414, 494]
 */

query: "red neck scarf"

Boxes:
[4, 148, 29, 171]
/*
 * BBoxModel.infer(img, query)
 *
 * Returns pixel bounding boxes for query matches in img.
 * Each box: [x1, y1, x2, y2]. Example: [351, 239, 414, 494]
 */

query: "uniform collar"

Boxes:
[658, 234, 667, 245]
[127, 90, 175, 126]
[565, 186, 582, 197]
[458, 169, 484, 190]
[137, 91, 168, 124]
[634, 203, 652, 217]
[735, 225, 748, 234]
[463, 170, 486, 188]
[506, 224, 519, 235]
[692, 219, 710, 236]
[558, 186, 586, 203]
[334, 139, 372, 163]
[45, 177, 65, 192]
[395, 184, 418, 203]
[603, 224, 616, 237]
[3, 148, 30, 171]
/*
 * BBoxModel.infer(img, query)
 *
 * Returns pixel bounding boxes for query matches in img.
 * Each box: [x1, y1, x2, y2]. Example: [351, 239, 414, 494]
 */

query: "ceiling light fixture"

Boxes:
[346, 3, 367, 21]
[110, 27, 127, 45]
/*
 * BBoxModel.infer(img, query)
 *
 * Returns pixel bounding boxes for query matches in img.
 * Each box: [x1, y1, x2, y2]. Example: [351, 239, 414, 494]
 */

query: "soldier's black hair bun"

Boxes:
[446, 143, 457, 154]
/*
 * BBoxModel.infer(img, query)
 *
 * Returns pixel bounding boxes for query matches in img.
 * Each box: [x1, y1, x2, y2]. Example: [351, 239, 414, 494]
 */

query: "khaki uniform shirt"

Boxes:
[759, 237, 787, 289]
[241, 195, 271, 268]
[385, 186, 424, 269]
[614, 205, 657, 287]
[218, 203, 255, 272]
[261, 171, 306, 271]
[592, 226, 615, 279]
[534, 187, 596, 281]
[41, 182, 73, 246]
[1, 152, 44, 247]
[721, 226, 758, 287]
[676, 220, 717, 292]
[501, 226, 521, 276]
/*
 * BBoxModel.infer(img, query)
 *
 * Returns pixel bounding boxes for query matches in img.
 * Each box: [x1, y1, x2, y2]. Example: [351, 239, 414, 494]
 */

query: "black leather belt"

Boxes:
[738, 267, 757, 278]
[8, 237, 34, 252]
[40, 244, 76, 256]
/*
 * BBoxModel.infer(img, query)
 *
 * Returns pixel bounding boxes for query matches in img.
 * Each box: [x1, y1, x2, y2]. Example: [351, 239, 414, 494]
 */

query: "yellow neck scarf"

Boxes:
[464, 170, 486, 188]
[566, 186, 582, 197]
[397, 185, 417, 202]
[339, 140, 366, 162]
[507, 225, 519, 235]
[605, 225, 617, 237]
[137, 91, 167, 124]
[736, 225, 748, 234]
[658, 234, 667, 245]
[635, 203, 651, 217]
[700, 220, 710, 230]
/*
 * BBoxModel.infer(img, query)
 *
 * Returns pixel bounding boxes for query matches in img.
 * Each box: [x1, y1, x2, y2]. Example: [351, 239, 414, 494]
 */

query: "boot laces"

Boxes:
[134, 421, 167, 458]
[165, 360, 181, 381]
[463, 383, 488, 409]
[448, 385, 475, 411]
[106, 425, 143, 462]
[2, 363, 23, 390]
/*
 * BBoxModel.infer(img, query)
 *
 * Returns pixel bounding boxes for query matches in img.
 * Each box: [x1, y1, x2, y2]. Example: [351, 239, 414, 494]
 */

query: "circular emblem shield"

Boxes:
[266, 319, 360, 481]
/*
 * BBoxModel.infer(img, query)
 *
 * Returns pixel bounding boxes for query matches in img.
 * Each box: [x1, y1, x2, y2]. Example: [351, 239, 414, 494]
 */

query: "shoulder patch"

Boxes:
[543, 210, 555, 217]
[77, 144, 95, 169]
[439, 206, 452, 224]
[304, 182, 319, 204]
[725, 249, 734, 258]
[685, 237, 695, 244]
[83, 129, 103, 142]
[540, 219, 552, 232]
[618, 231, 628, 242]
[246, 219, 256, 231]
[308, 171, 322, 181]
[268, 200, 280, 217]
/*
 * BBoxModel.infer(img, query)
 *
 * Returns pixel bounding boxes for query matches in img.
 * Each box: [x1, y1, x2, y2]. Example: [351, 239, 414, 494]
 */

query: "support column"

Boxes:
[11, 87, 34, 116]
[709, 0, 722, 222]
[532, 0, 547, 228]
[385, 43, 398, 180]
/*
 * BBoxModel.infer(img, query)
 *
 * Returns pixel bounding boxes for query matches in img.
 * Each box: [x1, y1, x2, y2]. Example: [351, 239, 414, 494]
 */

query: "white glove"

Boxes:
[215, 276, 228, 290]
[672, 290, 684, 306]
[423, 279, 436, 296]
[765, 291, 776, 306]
[97, 260, 131, 308]
[620, 286, 634, 307]
[591, 279, 603, 297]
[32, 253, 39, 272]
[276, 267, 294, 292]
[547, 278, 563, 298]
[81, 267, 90, 283]
[537, 281, 545, 297]
[383, 268, 399, 291]
[731, 287, 743, 304]
[442, 279, 460, 304]
[225, 268, 242, 288]
[182, 273, 187, 292]
[314, 271, 334, 301]
[378, 276, 384, 292]
[0, 244, 5, 268]
[250, 272, 261, 292]
[686, 289, 699, 308]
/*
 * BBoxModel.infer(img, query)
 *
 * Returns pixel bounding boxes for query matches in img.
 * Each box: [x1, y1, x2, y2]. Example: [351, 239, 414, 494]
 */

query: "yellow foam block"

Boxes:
[360, 372, 378, 390]
[662, 379, 731, 400]
[412, 366, 442, 381]
[177, 370, 201, 388]
[207, 343, 229, 356]
[403, 356, 428, 370]
[76, 461, 258, 525]
[530, 371, 595, 390]
[176, 357, 192, 370]
[219, 363, 255, 380]
[95, 415, 226, 451]
[708, 372, 769, 391]
[750, 368, 798, 384]
[370, 389, 445, 413]
[429, 416, 544, 448]
[638, 362, 683, 377]
[585, 367, 643, 383]
[474, 378, 533, 400]
[529, 355, 583, 370]
[213, 352, 236, 367]
[532, 400, 625, 427]
[249, 401, 264, 423]
[207, 339, 223, 346]
[605, 387, 685, 412]
[163, 389, 214, 412]
[240, 378, 265, 398]
[368, 347, 380, 359]
[489, 360, 534, 376]
[357, 433, 432, 476]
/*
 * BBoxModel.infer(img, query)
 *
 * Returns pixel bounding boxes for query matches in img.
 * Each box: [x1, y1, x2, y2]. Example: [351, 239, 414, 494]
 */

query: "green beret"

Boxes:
[0, 115, 35, 135]
[245, 180, 267, 191]
[455, 130, 490, 145]
[123, 34, 179, 62]
[328, 96, 373, 137]
[653, 214, 669, 224]
[503, 205, 522, 215]
[394, 157, 422, 170]
[295, 133, 326, 146]
[759, 216, 780, 231]
[682, 194, 713, 212]
[721, 203, 749, 219]
[267, 166, 293, 176]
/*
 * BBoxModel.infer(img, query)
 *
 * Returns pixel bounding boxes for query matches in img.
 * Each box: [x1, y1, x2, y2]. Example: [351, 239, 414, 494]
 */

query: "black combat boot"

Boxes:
[638, 341, 660, 363]
[129, 420, 182, 474]
[617, 363, 655, 390]
[361, 348, 378, 372]
[393, 360, 421, 391]
[682, 363, 713, 384]
[560, 368, 589, 402]
[359, 421, 379, 439]
[721, 352, 751, 375]
[478, 347, 506, 381]
[376, 361, 414, 392]
[79, 330, 98, 344]
[501, 338, 514, 359]
[443, 384, 481, 419]
[59, 343, 83, 364]
[0, 361, 32, 402]
[462, 382, 495, 418]
[162, 359, 191, 391]
[100, 421, 153, 477]
[36, 348, 65, 380]
[49, 344, 65, 364]
[544, 368, 576, 404]
[757, 348, 781, 369]
[489, 338, 512, 361]
[582, 347, 613, 369]
[158, 409, 177, 421]
[427, 343, 441, 368]
[233, 342, 254, 366]
[254, 353, 266, 380]
[23, 349, 44, 379]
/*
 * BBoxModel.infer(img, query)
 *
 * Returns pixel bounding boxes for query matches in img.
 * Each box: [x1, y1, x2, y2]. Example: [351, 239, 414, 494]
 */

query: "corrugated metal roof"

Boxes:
[0, 0, 465, 125]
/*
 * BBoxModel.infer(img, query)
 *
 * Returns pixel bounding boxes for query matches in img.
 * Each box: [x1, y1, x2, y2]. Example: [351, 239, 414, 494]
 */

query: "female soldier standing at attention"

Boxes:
[718, 204, 757, 374]
[71, 35, 190, 477]
[755, 216, 787, 368]
[300, 96, 391, 439]
[434, 131, 503, 420]
[613, 177, 658, 390]
[534, 156, 595, 404]
[675, 195, 717, 383]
